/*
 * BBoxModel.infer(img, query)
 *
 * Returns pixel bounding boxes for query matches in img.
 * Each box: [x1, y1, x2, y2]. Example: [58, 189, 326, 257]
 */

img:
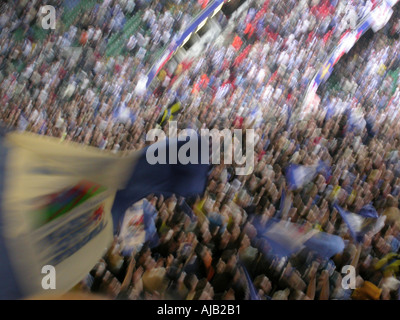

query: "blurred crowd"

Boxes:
[69, 0, 400, 300]
[1, 0, 400, 300]
[0, 0, 203, 152]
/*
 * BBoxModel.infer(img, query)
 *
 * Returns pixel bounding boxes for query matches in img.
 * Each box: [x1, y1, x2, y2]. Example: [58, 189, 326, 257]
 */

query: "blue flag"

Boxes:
[333, 203, 385, 243]
[119, 199, 159, 256]
[112, 136, 210, 232]
[0, 130, 210, 299]
[250, 216, 344, 259]
[240, 261, 261, 300]
[358, 203, 379, 219]
[285, 161, 329, 190]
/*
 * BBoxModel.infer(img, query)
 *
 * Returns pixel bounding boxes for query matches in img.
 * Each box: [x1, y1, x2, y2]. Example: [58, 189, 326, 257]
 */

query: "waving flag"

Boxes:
[333, 203, 386, 243]
[240, 261, 261, 300]
[111, 136, 210, 232]
[157, 99, 182, 126]
[358, 203, 379, 219]
[303, 230, 346, 259]
[0, 131, 136, 299]
[285, 161, 329, 190]
[119, 199, 159, 256]
[0, 131, 209, 299]
[250, 216, 344, 258]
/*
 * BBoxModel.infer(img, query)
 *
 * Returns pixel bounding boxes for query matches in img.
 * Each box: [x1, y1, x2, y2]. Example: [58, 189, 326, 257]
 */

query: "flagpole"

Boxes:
[351, 243, 362, 269]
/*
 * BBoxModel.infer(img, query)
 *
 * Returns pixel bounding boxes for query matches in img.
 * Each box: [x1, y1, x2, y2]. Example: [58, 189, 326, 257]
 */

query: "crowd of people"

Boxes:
[1, 0, 400, 300]
[0, 0, 206, 152]
[66, 0, 400, 300]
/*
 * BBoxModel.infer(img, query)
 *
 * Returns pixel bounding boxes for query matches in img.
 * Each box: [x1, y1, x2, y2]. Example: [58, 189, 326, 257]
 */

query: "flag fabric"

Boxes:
[111, 136, 210, 232]
[333, 203, 386, 243]
[285, 161, 329, 190]
[113, 104, 136, 124]
[240, 261, 261, 300]
[250, 216, 344, 259]
[303, 230, 346, 259]
[375, 253, 400, 276]
[0, 131, 137, 299]
[358, 203, 379, 219]
[0, 130, 23, 300]
[286, 164, 315, 190]
[157, 99, 182, 126]
[119, 199, 159, 256]
[0, 131, 210, 299]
